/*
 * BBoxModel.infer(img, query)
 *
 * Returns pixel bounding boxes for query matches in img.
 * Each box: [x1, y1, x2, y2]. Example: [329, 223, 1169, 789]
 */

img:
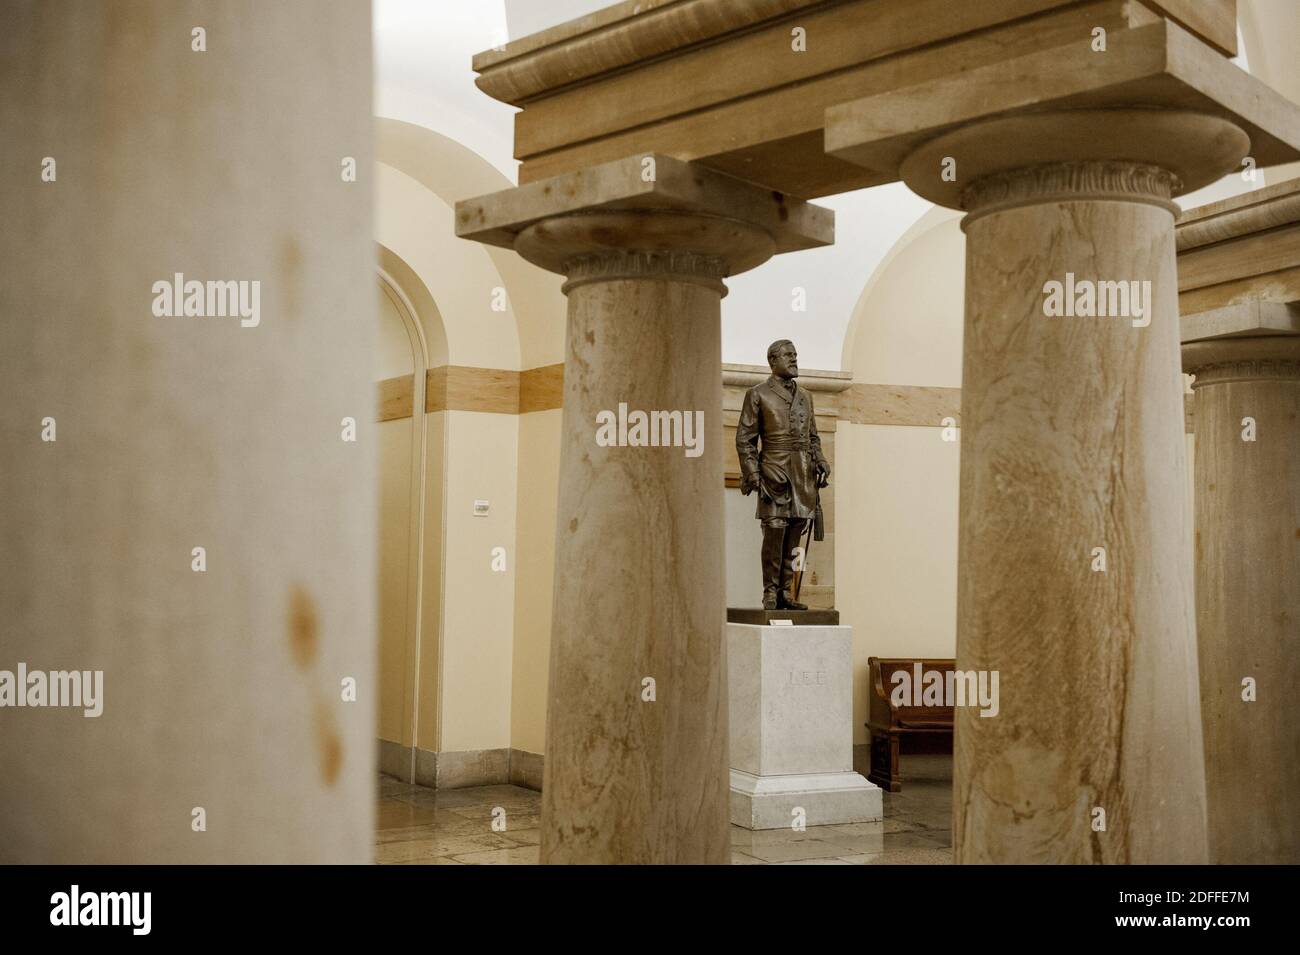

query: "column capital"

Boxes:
[553, 240, 729, 296]
[958, 157, 1181, 222]
[514, 211, 763, 295]
[454, 153, 833, 283]
[894, 110, 1242, 220]
[1183, 335, 1300, 382]
[825, 19, 1300, 210]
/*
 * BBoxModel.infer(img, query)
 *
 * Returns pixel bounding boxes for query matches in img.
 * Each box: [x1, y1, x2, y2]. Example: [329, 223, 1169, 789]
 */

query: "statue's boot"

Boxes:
[761, 524, 785, 610]
[777, 519, 809, 610]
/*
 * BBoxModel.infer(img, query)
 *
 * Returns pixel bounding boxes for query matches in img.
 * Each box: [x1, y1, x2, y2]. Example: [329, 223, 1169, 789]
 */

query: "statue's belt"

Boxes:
[760, 437, 811, 451]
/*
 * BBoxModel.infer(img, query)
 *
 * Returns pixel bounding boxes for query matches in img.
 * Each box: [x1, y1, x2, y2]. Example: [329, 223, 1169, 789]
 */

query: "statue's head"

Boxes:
[767, 339, 798, 380]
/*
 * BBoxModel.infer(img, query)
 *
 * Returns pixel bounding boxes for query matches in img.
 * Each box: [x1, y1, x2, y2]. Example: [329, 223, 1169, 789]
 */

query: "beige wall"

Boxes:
[725, 488, 765, 608]
[1240, 0, 1300, 185]
[838, 425, 961, 743]
[377, 415, 416, 744]
[375, 118, 568, 369]
[376, 162, 521, 369]
[511, 409, 563, 755]
[375, 138, 567, 761]
[438, 411, 520, 752]
[374, 397, 558, 761]
[838, 214, 966, 745]
[375, 131, 562, 761]
[845, 211, 965, 387]
[377, 281, 417, 378]
[417, 410, 446, 751]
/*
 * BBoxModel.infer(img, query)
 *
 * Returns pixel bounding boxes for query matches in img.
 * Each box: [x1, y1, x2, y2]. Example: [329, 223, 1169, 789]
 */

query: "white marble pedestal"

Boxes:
[727, 622, 882, 829]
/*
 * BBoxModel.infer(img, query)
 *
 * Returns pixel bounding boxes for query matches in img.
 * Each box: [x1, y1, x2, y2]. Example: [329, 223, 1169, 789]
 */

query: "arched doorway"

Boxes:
[375, 245, 447, 782]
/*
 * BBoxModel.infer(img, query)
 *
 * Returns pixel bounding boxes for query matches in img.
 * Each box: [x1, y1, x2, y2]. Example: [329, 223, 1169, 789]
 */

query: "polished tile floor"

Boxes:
[375, 754, 953, 865]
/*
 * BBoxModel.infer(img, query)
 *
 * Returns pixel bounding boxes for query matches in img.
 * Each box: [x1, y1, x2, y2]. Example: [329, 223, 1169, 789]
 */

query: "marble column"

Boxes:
[456, 156, 832, 862]
[951, 150, 1206, 864]
[832, 108, 1259, 862]
[1183, 335, 1300, 863]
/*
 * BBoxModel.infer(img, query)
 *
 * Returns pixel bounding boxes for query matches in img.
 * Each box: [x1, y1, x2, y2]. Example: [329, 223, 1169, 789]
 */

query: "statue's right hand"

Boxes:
[740, 475, 758, 496]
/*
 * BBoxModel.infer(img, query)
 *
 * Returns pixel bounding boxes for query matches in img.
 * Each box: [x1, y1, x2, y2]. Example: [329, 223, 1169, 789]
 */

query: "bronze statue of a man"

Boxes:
[736, 340, 830, 610]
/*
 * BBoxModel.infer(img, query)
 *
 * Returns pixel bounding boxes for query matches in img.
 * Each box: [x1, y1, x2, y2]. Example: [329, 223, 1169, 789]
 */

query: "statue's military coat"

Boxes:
[736, 376, 827, 521]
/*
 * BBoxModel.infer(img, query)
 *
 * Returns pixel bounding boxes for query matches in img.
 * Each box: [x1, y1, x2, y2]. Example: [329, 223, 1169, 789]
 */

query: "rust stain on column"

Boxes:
[288, 585, 319, 670]
[315, 697, 344, 787]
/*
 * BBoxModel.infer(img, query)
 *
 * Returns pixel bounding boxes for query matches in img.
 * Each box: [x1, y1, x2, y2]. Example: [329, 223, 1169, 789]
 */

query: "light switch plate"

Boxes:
[473, 500, 490, 516]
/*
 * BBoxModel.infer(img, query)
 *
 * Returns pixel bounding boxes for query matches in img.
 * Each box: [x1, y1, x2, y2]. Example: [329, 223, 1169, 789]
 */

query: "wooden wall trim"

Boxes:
[378, 374, 414, 422]
[378, 369, 1058, 431]
[722, 363, 854, 394]
[427, 365, 520, 414]
[386, 373, 1199, 436]
[519, 363, 564, 413]
[386, 362, 856, 418]
[379, 365, 564, 419]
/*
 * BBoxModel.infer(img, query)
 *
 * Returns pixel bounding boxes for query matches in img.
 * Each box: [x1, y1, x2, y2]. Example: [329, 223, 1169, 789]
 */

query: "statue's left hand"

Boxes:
[816, 464, 830, 488]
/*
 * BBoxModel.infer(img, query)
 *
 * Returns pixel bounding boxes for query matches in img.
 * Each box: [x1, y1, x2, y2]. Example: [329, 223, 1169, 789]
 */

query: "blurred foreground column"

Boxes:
[457, 156, 832, 863]
[0, 1, 375, 862]
[1178, 180, 1300, 864]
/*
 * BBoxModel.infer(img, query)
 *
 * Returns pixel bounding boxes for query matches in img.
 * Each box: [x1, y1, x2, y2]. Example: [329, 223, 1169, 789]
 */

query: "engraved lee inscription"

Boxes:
[788, 669, 827, 686]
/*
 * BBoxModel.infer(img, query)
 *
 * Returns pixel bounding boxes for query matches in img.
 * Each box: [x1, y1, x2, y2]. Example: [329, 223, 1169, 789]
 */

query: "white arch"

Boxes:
[375, 164, 521, 369]
[376, 118, 567, 370]
[377, 266, 430, 777]
[842, 205, 967, 384]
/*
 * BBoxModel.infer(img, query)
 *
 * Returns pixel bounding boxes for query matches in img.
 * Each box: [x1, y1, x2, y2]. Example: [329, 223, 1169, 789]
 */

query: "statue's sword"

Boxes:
[791, 486, 818, 603]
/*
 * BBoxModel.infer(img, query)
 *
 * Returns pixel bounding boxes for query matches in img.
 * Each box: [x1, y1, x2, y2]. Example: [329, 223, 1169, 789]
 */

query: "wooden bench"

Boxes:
[866, 657, 955, 793]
